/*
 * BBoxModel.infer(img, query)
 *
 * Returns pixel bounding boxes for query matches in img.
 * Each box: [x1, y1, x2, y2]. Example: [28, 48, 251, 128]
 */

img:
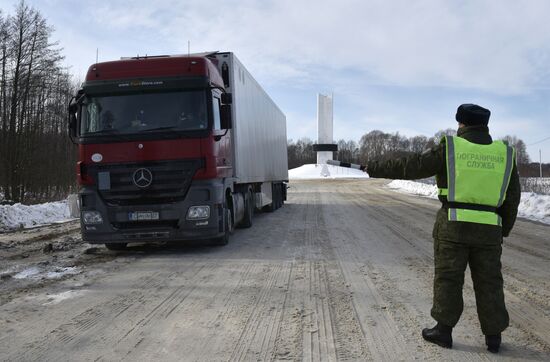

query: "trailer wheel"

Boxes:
[273, 184, 279, 210]
[264, 183, 284, 212]
[105, 243, 127, 251]
[265, 184, 276, 212]
[239, 189, 254, 228]
[274, 183, 282, 210]
[276, 183, 283, 209]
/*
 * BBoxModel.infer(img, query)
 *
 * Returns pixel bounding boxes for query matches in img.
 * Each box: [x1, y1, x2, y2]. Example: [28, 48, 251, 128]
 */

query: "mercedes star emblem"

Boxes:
[133, 168, 153, 188]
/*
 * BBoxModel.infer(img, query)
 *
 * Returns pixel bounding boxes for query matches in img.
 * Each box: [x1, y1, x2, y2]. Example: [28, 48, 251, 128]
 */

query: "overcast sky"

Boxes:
[2, 0, 549, 162]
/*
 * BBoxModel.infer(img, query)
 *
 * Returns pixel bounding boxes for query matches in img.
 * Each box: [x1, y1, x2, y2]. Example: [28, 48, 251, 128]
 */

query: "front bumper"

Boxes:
[79, 179, 226, 244]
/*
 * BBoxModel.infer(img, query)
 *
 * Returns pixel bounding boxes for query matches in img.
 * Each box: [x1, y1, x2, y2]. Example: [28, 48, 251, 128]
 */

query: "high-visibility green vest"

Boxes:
[437, 136, 515, 226]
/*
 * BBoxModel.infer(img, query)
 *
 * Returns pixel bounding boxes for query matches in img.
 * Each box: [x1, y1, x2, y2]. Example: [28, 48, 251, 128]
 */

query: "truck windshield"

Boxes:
[80, 91, 208, 136]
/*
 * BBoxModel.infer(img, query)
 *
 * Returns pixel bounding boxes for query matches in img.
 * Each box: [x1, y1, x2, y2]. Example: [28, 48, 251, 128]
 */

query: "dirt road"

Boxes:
[1, 179, 549, 361]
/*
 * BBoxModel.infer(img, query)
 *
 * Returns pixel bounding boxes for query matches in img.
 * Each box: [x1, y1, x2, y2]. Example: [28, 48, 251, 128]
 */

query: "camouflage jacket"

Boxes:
[367, 126, 521, 244]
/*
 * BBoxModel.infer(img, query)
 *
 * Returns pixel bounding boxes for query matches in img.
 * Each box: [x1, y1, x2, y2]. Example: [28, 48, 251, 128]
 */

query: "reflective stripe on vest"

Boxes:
[444, 135, 515, 226]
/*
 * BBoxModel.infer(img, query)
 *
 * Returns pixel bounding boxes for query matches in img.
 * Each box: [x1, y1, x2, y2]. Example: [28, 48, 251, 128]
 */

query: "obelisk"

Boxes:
[314, 94, 337, 165]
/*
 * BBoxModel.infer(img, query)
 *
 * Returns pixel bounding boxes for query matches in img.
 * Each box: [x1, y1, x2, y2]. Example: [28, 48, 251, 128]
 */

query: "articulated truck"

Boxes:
[68, 52, 288, 249]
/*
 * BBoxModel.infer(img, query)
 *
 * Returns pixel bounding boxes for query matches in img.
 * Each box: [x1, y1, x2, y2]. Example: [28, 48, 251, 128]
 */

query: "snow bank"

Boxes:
[0, 200, 71, 231]
[517, 192, 550, 224]
[387, 180, 550, 225]
[387, 180, 438, 198]
[289, 164, 369, 180]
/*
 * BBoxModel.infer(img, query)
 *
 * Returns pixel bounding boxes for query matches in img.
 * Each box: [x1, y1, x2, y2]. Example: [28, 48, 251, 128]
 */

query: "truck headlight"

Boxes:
[186, 206, 210, 220]
[82, 211, 103, 224]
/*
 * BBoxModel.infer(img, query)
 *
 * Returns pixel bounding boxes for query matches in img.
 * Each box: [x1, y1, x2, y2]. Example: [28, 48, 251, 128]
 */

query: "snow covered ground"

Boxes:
[388, 180, 550, 225]
[0, 200, 72, 232]
[13, 266, 80, 280]
[387, 180, 439, 198]
[289, 163, 369, 179]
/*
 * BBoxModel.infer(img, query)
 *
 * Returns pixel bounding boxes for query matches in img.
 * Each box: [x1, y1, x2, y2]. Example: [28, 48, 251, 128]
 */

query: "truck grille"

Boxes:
[88, 159, 203, 205]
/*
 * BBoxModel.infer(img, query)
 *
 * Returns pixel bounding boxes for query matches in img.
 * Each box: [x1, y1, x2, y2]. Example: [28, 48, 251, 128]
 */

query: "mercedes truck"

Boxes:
[68, 52, 288, 249]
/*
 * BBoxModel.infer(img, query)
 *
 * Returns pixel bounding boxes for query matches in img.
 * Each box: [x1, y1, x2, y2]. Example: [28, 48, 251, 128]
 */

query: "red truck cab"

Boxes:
[69, 54, 237, 249]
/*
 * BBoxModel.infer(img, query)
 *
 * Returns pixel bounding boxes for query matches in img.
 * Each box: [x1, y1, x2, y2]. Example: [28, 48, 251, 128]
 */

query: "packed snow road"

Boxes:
[1, 179, 549, 361]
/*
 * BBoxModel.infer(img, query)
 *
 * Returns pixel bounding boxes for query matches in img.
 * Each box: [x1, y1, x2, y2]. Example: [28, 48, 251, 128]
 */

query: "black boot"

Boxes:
[485, 334, 501, 353]
[422, 323, 453, 348]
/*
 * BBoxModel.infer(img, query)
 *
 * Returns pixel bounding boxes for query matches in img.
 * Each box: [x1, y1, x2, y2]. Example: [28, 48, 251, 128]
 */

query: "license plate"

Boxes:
[128, 211, 160, 221]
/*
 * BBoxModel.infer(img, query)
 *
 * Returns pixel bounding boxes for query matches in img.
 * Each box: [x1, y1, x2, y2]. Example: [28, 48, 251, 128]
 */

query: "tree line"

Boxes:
[0, 1, 77, 204]
[288, 129, 534, 175]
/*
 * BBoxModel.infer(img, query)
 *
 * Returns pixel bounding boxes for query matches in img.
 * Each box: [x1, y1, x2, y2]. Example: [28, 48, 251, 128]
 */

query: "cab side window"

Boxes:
[212, 97, 221, 130]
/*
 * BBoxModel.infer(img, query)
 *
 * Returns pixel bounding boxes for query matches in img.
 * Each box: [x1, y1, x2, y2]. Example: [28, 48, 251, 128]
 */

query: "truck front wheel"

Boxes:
[239, 189, 254, 228]
[213, 202, 232, 246]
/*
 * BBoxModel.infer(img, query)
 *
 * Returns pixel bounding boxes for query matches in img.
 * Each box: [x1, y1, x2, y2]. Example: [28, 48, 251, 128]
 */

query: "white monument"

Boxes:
[314, 94, 337, 167]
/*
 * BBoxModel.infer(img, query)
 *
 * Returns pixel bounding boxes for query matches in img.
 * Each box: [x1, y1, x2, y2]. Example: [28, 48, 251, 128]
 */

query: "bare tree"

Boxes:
[0, 1, 77, 203]
[500, 135, 530, 177]
[336, 139, 358, 163]
[287, 138, 317, 169]
[409, 135, 430, 153]
[433, 128, 457, 144]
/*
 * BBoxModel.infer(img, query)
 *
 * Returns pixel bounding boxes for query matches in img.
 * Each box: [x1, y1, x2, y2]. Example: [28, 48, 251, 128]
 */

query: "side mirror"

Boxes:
[221, 93, 232, 105]
[68, 102, 77, 114]
[220, 104, 232, 129]
[68, 100, 78, 144]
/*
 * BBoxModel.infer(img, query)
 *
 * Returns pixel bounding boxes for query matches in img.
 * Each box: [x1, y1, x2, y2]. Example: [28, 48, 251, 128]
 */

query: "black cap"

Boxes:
[455, 104, 490, 126]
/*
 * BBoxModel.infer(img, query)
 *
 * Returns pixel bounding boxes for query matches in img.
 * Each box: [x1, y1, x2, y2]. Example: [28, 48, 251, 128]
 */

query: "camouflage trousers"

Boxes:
[430, 238, 509, 335]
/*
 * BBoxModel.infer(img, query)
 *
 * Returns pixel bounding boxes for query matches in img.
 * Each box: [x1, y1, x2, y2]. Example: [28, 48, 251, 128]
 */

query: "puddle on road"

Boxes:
[24, 289, 89, 306]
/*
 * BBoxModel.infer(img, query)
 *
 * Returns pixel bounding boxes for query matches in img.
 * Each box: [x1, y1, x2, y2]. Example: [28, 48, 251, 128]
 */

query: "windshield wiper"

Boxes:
[85, 128, 120, 135]
[140, 126, 178, 132]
